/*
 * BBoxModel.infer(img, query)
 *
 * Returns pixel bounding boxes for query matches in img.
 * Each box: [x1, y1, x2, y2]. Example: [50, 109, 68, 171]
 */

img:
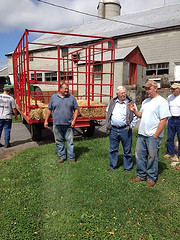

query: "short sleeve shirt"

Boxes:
[0, 94, 17, 119]
[48, 93, 78, 125]
[167, 94, 180, 116]
[138, 95, 170, 137]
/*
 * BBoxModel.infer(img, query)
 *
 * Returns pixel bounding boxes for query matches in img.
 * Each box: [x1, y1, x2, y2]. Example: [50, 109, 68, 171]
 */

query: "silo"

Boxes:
[97, 0, 121, 19]
[97, 0, 105, 19]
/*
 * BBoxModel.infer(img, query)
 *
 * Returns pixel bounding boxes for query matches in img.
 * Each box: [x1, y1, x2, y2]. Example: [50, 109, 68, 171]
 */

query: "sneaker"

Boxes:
[5, 144, 11, 148]
[170, 155, 179, 162]
[0, 143, 3, 147]
[170, 162, 179, 167]
[70, 159, 76, 163]
[164, 154, 174, 159]
[146, 180, 156, 187]
[57, 159, 65, 164]
[132, 177, 145, 182]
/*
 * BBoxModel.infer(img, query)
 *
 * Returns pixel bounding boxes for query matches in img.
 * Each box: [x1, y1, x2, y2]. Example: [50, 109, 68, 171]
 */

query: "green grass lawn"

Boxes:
[12, 114, 22, 123]
[0, 129, 179, 239]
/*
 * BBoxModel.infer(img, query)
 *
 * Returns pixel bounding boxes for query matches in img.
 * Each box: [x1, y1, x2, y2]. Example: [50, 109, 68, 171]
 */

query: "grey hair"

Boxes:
[116, 86, 126, 94]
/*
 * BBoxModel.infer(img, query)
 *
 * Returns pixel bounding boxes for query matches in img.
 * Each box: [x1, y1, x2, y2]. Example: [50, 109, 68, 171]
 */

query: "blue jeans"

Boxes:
[53, 125, 75, 160]
[109, 126, 133, 171]
[0, 119, 12, 146]
[167, 117, 180, 157]
[135, 135, 163, 182]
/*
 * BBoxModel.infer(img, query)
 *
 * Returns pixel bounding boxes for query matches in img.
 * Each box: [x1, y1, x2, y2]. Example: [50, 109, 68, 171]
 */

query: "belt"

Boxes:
[172, 116, 180, 119]
[112, 125, 126, 129]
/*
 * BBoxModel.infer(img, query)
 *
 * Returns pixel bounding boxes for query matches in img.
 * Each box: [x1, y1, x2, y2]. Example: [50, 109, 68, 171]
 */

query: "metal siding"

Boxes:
[31, 4, 180, 49]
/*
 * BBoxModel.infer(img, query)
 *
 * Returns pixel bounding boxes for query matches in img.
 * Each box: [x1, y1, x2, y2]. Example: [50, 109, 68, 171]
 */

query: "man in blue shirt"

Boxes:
[44, 82, 78, 163]
[106, 86, 139, 173]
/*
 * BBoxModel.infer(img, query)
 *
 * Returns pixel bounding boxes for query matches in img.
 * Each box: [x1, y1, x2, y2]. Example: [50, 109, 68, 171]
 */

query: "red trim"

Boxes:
[129, 63, 137, 85]
[124, 47, 147, 67]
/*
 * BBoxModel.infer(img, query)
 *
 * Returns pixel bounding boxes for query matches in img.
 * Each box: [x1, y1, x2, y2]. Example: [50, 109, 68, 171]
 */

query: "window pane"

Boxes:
[45, 72, 57, 81]
[62, 47, 68, 57]
[146, 70, 156, 75]
[158, 69, 169, 75]
[146, 62, 169, 76]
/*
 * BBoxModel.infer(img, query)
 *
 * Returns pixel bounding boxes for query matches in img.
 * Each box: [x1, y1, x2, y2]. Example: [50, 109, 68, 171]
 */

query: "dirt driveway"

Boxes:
[0, 123, 55, 161]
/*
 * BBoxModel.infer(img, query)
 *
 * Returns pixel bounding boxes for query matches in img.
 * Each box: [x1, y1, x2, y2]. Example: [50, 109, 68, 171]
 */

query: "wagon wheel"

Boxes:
[83, 120, 95, 137]
[34, 87, 44, 102]
[30, 123, 43, 141]
[21, 115, 27, 124]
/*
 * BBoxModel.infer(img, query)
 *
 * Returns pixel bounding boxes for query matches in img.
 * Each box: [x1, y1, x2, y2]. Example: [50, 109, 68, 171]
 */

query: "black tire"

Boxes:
[83, 121, 95, 137]
[34, 87, 44, 102]
[34, 86, 41, 92]
[30, 123, 42, 141]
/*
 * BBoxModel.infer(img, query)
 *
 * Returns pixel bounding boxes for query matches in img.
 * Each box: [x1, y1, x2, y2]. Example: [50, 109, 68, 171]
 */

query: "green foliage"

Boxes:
[0, 130, 180, 239]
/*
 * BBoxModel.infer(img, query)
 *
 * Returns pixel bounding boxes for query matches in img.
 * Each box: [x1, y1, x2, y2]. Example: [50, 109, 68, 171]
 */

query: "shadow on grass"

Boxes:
[75, 146, 91, 160]
[116, 154, 168, 175]
[117, 154, 123, 168]
[117, 154, 136, 169]
[158, 161, 168, 175]
[75, 133, 109, 141]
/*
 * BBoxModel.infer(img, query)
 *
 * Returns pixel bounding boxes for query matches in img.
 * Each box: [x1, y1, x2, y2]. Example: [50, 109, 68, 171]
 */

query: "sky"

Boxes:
[0, 0, 180, 70]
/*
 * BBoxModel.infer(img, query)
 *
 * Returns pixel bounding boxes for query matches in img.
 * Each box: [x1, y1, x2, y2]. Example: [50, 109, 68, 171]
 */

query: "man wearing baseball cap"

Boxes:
[164, 83, 180, 161]
[128, 80, 170, 187]
[0, 86, 18, 148]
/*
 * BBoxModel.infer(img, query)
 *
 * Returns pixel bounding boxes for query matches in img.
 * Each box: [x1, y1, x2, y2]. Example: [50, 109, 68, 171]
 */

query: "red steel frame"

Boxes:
[12, 29, 115, 127]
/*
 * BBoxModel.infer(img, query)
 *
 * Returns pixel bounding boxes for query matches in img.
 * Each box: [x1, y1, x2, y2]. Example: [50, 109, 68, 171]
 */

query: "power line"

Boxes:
[37, 0, 156, 29]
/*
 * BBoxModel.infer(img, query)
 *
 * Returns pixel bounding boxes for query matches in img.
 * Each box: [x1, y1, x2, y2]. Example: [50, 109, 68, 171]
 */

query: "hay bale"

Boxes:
[30, 97, 46, 107]
[29, 97, 48, 120]
[29, 98, 106, 120]
[29, 108, 49, 120]
[42, 108, 49, 120]
[77, 99, 106, 117]
[29, 109, 36, 119]
[33, 108, 43, 121]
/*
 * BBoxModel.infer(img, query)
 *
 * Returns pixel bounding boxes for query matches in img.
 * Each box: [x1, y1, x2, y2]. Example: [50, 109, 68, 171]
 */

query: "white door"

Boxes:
[174, 64, 180, 81]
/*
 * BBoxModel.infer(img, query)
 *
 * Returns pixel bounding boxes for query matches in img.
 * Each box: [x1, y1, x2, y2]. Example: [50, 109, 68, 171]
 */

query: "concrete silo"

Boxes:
[97, 0, 121, 19]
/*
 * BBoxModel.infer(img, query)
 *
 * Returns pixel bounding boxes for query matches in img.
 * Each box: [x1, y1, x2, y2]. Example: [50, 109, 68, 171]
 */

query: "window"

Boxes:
[94, 62, 102, 80]
[31, 73, 42, 81]
[108, 39, 117, 49]
[146, 62, 169, 76]
[60, 71, 73, 81]
[45, 72, 57, 81]
[29, 53, 33, 61]
[61, 47, 68, 57]
[72, 53, 80, 64]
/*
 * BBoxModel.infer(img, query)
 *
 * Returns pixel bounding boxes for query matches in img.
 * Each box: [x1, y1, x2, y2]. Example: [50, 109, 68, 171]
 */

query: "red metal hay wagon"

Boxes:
[12, 29, 115, 140]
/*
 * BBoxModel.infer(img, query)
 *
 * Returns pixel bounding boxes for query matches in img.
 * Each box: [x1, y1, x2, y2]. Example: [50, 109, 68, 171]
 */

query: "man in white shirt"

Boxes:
[106, 86, 139, 173]
[0, 87, 18, 148]
[128, 80, 170, 187]
[164, 83, 180, 161]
